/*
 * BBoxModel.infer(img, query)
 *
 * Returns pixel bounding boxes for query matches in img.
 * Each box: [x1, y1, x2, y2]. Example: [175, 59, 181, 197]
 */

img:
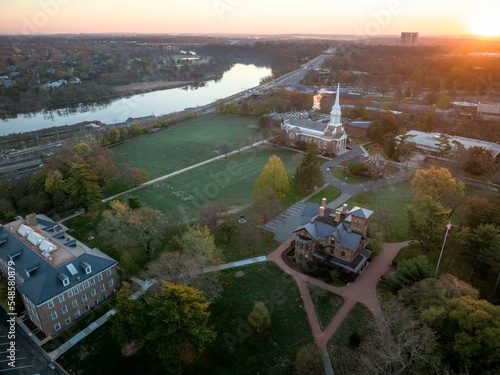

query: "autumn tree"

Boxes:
[294, 142, 324, 192]
[294, 343, 325, 375]
[251, 186, 283, 225]
[410, 166, 464, 213]
[253, 155, 290, 198]
[64, 162, 103, 209]
[422, 296, 500, 374]
[463, 195, 500, 228]
[122, 165, 149, 187]
[247, 301, 271, 333]
[180, 223, 222, 266]
[433, 133, 452, 158]
[397, 274, 479, 315]
[146, 282, 216, 374]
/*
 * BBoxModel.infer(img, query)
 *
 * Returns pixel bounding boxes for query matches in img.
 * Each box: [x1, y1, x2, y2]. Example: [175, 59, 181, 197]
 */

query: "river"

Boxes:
[0, 63, 271, 136]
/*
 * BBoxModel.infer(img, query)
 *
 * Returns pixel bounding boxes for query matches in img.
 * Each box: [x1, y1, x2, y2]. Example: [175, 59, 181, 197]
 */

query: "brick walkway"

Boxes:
[267, 237, 409, 373]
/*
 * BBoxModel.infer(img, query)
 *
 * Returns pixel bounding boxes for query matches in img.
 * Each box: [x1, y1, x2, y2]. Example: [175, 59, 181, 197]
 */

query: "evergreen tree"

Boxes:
[294, 142, 324, 192]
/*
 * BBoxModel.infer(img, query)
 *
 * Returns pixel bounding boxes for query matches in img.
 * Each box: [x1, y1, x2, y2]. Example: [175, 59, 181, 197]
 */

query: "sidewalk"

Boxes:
[48, 278, 155, 360]
[103, 139, 270, 202]
[267, 238, 409, 374]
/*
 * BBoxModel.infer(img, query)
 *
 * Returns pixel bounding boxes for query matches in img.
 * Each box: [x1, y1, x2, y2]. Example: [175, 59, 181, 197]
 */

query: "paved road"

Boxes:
[0, 307, 63, 375]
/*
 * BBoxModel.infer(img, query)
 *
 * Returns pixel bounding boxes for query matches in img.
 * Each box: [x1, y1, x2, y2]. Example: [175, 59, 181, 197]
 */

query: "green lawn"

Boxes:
[328, 303, 376, 375]
[112, 114, 262, 179]
[307, 185, 341, 205]
[330, 166, 371, 184]
[118, 146, 303, 220]
[307, 283, 345, 330]
[347, 181, 412, 242]
[185, 262, 312, 375]
[59, 262, 313, 375]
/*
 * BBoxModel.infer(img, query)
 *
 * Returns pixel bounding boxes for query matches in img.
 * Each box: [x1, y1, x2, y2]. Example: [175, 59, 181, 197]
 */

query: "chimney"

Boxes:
[319, 206, 325, 217]
[335, 211, 341, 223]
[342, 204, 348, 215]
[26, 213, 38, 226]
[322, 198, 327, 207]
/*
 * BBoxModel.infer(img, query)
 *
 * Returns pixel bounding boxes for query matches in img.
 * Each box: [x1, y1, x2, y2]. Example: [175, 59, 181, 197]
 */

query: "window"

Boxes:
[97, 273, 103, 281]
[51, 311, 57, 320]
[85, 305, 90, 313]
[100, 284, 105, 292]
[67, 289, 73, 298]
[58, 295, 65, 303]
[82, 294, 87, 302]
[72, 300, 78, 308]
[54, 323, 61, 331]
[106, 269, 112, 277]
[78, 284, 84, 292]
[48, 300, 54, 309]
[75, 310, 81, 319]
[61, 305, 68, 314]
[65, 316, 71, 325]
[289, 133, 294, 140]
[94, 300, 99, 307]
[340, 251, 346, 258]
[84, 280, 90, 289]
[62, 277, 69, 287]
[91, 289, 96, 297]
[108, 279, 114, 287]
[72, 286, 79, 295]
[85, 266, 91, 275]
[90, 278, 95, 285]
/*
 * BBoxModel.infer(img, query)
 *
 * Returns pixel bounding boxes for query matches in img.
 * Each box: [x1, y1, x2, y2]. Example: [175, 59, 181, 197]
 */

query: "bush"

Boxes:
[348, 329, 361, 347]
[387, 255, 434, 292]
[294, 342, 325, 375]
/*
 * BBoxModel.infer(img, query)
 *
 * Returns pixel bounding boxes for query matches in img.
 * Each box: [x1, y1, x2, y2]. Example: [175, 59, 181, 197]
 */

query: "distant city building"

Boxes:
[0, 214, 120, 338]
[401, 32, 419, 45]
[281, 84, 348, 154]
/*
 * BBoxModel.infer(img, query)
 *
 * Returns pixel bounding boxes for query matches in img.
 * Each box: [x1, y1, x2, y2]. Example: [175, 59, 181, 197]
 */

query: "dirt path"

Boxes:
[267, 238, 410, 355]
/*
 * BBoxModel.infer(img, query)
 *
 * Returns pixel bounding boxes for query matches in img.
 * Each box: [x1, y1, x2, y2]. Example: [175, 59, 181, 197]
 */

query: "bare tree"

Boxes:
[360, 299, 441, 375]
[198, 201, 228, 229]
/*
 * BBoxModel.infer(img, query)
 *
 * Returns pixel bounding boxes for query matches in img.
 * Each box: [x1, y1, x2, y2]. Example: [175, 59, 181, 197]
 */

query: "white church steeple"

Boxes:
[329, 84, 342, 126]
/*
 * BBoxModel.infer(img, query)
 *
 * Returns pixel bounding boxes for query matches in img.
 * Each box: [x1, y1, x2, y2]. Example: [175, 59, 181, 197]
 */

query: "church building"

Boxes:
[281, 84, 348, 154]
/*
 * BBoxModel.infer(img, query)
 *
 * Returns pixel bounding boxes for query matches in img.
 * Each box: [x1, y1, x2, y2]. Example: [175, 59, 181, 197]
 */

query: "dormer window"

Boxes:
[57, 272, 70, 287]
[80, 261, 92, 275]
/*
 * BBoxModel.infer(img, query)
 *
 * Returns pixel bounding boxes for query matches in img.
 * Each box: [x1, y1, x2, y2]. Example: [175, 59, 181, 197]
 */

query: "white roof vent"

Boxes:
[18, 224, 32, 237]
[27, 231, 45, 246]
[39, 239, 57, 253]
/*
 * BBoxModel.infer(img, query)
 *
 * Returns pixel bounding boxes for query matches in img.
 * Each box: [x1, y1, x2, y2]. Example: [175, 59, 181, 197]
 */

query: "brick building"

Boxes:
[293, 199, 373, 277]
[0, 214, 120, 338]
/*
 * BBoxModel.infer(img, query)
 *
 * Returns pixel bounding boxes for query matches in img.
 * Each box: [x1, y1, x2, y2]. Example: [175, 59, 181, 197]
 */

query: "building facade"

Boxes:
[0, 214, 120, 338]
[293, 199, 373, 276]
[281, 84, 348, 154]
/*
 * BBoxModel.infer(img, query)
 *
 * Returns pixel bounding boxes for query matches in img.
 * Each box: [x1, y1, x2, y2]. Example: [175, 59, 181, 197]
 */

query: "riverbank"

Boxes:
[113, 80, 196, 96]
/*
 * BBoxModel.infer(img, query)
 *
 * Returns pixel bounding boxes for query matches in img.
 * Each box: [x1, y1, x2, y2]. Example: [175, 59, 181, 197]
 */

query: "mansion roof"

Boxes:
[296, 202, 373, 253]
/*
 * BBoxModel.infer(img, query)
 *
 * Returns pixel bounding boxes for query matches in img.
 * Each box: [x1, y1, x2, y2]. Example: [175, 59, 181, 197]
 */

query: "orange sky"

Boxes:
[0, 0, 499, 36]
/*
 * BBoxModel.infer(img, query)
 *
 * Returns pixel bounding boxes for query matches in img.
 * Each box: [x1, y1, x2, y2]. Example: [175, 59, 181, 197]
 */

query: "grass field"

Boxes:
[118, 145, 304, 220]
[347, 181, 412, 242]
[112, 114, 262, 179]
[307, 283, 345, 330]
[328, 303, 376, 375]
[59, 262, 313, 375]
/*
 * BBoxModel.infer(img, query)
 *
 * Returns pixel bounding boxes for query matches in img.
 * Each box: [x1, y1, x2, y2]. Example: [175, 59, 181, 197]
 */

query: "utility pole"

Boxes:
[435, 222, 451, 276]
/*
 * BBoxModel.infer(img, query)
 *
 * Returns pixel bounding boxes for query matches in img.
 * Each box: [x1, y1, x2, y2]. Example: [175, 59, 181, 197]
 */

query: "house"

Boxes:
[281, 84, 348, 154]
[0, 214, 120, 338]
[293, 199, 373, 277]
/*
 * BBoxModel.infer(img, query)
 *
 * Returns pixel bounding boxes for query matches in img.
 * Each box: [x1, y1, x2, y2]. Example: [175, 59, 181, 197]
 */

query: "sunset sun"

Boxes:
[470, 14, 500, 37]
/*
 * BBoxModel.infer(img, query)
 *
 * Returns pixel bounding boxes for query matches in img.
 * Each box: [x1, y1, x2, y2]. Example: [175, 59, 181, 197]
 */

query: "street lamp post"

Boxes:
[435, 222, 452, 276]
